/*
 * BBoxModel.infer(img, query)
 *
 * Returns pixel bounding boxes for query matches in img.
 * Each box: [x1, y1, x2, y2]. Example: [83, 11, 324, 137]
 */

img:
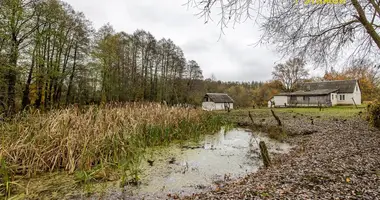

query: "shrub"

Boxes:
[367, 101, 380, 128]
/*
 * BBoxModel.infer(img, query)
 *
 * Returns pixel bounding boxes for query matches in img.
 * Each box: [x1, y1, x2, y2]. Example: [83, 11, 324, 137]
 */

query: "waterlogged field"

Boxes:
[0, 103, 228, 199]
[183, 105, 380, 199]
[0, 104, 369, 199]
[97, 128, 291, 200]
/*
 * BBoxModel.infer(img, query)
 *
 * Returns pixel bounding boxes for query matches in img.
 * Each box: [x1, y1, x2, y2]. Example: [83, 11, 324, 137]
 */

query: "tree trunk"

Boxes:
[6, 48, 18, 116]
[352, 0, 380, 50]
[22, 48, 36, 109]
[45, 33, 57, 109]
[66, 44, 78, 105]
[6, 35, 19, 116]
[54, 39, 72, 106]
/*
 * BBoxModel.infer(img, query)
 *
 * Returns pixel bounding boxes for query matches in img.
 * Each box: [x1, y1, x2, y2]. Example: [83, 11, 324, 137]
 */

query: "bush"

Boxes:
[367, 101, 380, 128]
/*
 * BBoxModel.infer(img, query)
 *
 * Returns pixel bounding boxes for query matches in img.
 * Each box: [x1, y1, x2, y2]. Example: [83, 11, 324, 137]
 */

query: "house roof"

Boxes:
[204, 93, 234, 103]
[302, 79, 358, 93]
[275, 89, 339, 96]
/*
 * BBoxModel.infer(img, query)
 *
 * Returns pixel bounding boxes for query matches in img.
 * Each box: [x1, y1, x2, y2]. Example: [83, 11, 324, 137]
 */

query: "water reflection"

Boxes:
[101, 128, 292, 200]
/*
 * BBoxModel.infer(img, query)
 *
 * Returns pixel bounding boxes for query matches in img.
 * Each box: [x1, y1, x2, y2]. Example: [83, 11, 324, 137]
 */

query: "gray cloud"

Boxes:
[64, 0, 309, 82]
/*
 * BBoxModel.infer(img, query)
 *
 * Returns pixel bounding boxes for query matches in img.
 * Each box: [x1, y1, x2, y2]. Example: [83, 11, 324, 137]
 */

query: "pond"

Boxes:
[83, 128, 292, 200]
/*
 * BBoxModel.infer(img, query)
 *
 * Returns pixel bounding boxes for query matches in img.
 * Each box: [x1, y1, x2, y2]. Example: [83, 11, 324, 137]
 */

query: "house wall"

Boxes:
[202, 102, 233, 111]
[273, 96, 288, 107]
[289, 95, 331, 106]
[353, 81, 362, 105]
[202, 102, 215, 111]
[337, 93, 361, 105]
[337, 93, 354, 105]
[214, 103, 224, 110]
[215, 103, 233, 110]
[229, 103, 234, 109]
[268, 99, 273, 108]
[331, 93, 338, 106]
[336, 82, 361, 105]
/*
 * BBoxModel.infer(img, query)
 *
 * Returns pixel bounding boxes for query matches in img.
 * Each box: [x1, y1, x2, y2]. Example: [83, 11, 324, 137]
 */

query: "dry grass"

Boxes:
[0, 102, 225, 198]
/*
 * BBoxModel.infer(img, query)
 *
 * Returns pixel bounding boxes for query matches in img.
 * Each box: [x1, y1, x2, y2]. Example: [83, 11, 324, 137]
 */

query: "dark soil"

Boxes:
[183, 111, 380, 199]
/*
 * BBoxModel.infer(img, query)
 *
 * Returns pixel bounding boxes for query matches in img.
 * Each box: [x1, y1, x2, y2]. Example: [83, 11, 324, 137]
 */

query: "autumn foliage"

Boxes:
[323, 64, 380, 102]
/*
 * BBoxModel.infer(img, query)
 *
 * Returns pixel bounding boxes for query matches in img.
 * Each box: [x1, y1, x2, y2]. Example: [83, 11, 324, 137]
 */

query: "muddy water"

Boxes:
[98, 128, 291, 200]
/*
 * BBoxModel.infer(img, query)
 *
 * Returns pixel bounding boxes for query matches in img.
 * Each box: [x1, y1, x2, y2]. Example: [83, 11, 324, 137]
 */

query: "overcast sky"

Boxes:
[64, 0, 323, 82]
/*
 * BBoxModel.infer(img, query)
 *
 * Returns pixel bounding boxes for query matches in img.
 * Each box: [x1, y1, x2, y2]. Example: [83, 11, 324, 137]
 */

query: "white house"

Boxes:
[268, 80, 361, 107]
[202, 93, 234, 111]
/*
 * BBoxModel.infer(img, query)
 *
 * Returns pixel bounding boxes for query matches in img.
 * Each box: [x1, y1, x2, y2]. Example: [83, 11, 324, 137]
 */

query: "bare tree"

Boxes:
[188, 0, 380, 65]
[272, 58, 309, 92]
[348, 59, 379, 85]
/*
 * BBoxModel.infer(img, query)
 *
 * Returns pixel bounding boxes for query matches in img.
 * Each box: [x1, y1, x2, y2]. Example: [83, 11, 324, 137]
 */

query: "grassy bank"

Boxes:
[222, 105, 365, 122]
[0, 103, 228, 199]
[216, 106, 366, 141]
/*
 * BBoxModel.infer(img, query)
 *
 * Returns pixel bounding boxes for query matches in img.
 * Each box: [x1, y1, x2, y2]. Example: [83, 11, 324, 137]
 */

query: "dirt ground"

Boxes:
[183, 107, 380, 199]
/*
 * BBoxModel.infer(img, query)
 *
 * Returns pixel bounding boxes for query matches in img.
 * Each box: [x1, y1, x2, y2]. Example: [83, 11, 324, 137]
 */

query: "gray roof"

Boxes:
[204, 93, 234, 103]
[276, 89, 339, 96]
[302, 80, 358, 93]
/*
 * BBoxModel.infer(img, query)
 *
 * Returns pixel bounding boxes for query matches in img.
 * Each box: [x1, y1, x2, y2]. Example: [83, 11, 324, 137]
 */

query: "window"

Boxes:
[339, 94, 345, 101]
[332, 94, 334, 100]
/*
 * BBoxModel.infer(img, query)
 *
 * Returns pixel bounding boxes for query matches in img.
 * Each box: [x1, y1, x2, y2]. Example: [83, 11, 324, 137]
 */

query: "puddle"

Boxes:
[84, 128, 292, 200]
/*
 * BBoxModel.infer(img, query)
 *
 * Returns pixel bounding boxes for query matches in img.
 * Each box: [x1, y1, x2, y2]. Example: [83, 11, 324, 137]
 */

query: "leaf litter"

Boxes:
[183, 111, 380, 200]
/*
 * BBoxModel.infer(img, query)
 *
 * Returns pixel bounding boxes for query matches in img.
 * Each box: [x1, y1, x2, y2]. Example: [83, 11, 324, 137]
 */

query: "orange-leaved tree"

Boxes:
[324, 60, 380, 102]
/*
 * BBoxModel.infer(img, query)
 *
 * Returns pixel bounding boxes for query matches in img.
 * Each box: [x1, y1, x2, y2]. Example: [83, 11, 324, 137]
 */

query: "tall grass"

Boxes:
[0, 103, 226, 197]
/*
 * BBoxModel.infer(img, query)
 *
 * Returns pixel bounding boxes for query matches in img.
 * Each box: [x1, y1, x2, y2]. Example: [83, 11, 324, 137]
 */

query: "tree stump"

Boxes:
[259, 141, 271, 168]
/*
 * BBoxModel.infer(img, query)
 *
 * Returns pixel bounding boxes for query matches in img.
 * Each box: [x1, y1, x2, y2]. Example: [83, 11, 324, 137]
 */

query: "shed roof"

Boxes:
[204, 93, 234, 103]
[275, 89, 339, 96]
[302, 80, 358, 93]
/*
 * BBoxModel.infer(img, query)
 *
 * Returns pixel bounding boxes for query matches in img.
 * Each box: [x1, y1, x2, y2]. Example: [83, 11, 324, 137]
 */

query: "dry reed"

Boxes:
[0, 103, 223, 179]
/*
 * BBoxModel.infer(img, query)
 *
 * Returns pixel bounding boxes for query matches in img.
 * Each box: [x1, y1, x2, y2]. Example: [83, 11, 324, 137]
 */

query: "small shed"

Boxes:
[202, 93, 234, 111]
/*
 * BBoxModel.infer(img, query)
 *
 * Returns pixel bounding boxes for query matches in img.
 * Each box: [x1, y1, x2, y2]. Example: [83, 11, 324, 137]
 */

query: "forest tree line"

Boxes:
[0, 0, 280, 114]
[0, 0, 211, 115]
[1, 0, 379, 117]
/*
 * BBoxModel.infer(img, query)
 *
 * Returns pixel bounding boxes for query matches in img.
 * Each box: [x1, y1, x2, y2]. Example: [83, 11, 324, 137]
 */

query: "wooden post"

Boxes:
[352, 98, 358, 109]
[247, 112, 271, 168]
[248, 111, 254, 124]
[259, 141, 271, 168]
[270, 109, 282, 126]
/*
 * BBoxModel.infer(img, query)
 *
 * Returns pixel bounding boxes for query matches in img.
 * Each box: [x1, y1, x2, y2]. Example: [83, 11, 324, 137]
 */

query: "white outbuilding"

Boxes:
[202, 93, 234, 111]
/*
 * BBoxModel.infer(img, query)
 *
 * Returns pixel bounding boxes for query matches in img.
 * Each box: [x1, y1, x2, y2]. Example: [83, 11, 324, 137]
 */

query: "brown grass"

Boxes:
[0, 103, 222, 177]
